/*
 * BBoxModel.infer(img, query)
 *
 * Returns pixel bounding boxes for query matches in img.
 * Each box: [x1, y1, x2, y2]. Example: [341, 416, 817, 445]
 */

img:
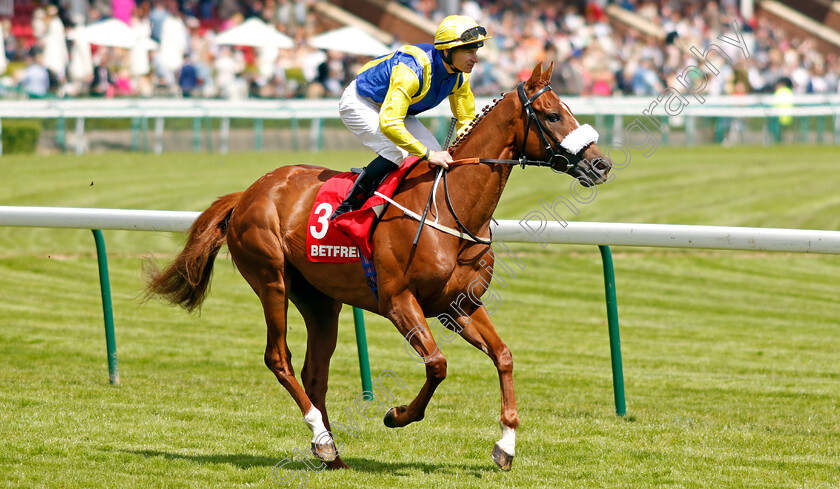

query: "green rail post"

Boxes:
[714, 117, 725, 143]
[800, 117, 809, 143]
[91, 230, 119, 385]
[816, 116, 825, 144]
[192, 117, 202, 152]
[312, 118, 324, 152]
[255, 118, 263, 152]
[204, 116, 213, 153]
[352, 307, 374, 400]
[291, 117, 299, 152]
[56, 116, 66, 152]
[130, 117, 140, 152]
[598, 245, 626, 416]
[141, 116, 150, 153]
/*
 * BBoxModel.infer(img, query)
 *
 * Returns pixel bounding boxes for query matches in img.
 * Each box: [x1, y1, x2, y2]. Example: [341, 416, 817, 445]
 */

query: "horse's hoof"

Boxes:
[383, 407, 397, 428]
[311, 441, 338, 462]
[492, 442, 514, 471]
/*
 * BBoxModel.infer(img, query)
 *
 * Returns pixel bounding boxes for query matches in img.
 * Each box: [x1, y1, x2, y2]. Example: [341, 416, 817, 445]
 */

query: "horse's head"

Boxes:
[515, 62, 611, 187]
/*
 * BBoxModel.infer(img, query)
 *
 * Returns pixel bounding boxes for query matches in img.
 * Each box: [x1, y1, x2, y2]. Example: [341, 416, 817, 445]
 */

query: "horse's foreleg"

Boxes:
[452, 306, 518, 470]
[380, 291, 447, 428]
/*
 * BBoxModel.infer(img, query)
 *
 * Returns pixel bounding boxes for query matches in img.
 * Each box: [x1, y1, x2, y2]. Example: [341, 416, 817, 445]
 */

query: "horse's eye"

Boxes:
[546, 113, 560, 123]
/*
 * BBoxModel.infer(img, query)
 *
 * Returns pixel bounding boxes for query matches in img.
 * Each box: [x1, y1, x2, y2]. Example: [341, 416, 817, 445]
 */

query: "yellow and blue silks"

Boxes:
[355, 43, 476, 158]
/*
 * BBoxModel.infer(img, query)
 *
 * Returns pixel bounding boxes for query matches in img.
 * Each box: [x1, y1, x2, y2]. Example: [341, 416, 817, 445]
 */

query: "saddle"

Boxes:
[306, 156, 423, 263]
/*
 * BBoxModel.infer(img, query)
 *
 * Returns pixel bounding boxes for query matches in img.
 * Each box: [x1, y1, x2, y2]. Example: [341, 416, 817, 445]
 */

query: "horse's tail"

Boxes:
[144, 192, 242, 312]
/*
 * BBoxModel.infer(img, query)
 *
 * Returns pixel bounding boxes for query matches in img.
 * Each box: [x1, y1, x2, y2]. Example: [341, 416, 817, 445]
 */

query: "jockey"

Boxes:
[330, 15, 491, 220]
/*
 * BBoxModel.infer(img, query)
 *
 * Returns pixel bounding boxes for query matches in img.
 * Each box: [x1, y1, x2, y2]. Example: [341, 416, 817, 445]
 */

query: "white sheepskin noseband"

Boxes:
[560, 124, 599, 155]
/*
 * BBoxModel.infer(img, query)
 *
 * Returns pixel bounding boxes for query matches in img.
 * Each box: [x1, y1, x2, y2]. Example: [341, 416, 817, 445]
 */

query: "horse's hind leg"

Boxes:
[289, 272, 349, 469]
[227, 218, 338, 463]
[449, 305, 518, 470]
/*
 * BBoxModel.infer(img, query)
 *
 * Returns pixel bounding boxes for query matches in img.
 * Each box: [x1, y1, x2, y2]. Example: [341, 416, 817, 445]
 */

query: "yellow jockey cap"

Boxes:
[434, 15, 491, 50]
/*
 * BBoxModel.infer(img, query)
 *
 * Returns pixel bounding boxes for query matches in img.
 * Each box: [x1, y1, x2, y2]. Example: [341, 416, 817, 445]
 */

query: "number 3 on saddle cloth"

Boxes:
[305, 156, 423, 299]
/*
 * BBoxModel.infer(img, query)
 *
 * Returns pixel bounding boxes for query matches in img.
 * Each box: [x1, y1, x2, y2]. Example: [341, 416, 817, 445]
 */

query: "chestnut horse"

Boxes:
[145, 62, 611, 471]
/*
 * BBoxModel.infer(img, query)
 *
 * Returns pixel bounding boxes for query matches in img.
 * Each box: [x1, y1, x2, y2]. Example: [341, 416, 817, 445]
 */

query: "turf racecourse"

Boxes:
[1, 146, 839, 489]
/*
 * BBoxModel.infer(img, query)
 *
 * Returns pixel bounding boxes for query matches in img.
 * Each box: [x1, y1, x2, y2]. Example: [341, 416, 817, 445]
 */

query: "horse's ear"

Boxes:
[543, 61, 554, 81]
[526, 62, 544, 89]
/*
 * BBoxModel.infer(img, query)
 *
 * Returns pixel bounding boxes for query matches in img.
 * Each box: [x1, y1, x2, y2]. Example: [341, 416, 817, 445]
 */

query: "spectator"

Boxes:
[630, 59, 662, 95]
[90, 52, 114, 97]
[771, 76, 794, 141]
[2, 19, 16, 63]
[0, 20, 7, 75]
[554, 53, 585, 95]
[156, 6, 189, 91]
[193, 48, 215, 97]
[178, 54, 199, 97]
[67, 29, 93, 96]
[112, 0, 136, 25]
[113, 67, 134, 96]
[197, 0, 215, 20]
[91, 0, 112, 18]
[60, 0, 90, 26]
[149, 0, 168, 42]
[41, 6, 69, 91]
[214, 46, 245, 99]
[130, 4, 153, 80]
[19, 50, 51, 97]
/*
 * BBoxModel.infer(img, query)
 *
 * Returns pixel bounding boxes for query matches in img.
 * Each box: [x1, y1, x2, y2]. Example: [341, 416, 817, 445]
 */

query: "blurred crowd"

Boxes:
[443, 0, 840, 97]
[2, 0, 838, 100]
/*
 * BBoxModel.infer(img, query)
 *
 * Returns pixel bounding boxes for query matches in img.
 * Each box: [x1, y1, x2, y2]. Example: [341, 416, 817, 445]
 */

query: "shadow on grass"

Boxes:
[125, 450, 278, 469]
[343, 456, 497, 477]
[124, 450, 498, 476]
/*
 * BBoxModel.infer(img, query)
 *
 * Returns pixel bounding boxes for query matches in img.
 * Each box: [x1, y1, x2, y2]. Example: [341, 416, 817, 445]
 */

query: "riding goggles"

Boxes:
[435, 26, 488, 47]
[456, 26, 486, 43]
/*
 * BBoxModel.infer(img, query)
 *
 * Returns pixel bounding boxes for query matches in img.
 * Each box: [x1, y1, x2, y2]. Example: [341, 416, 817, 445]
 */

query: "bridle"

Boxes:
[516, 81, 586, 173]
[473, 81, 594, 173]
[411, 82, 601, 246]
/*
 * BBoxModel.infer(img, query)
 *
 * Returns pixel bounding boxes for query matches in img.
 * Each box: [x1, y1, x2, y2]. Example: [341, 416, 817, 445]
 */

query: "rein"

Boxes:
[444, 157, 556, 168]
[405, 82, 599, 246]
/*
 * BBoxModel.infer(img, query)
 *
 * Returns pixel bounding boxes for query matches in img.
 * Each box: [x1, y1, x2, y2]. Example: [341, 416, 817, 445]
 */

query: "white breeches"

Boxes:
[338, 79, 442, 165]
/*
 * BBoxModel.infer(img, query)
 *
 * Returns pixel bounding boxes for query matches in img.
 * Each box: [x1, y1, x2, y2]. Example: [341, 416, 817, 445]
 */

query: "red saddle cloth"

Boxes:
[306, 156, 423, 262]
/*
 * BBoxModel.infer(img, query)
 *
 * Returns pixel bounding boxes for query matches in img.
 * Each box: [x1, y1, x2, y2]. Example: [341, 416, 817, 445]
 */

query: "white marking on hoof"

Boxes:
[303, 407, 331, 445]
[304, 407, 338, 461]
[492, 421, 516, 470]
[496, 421, 516, 456]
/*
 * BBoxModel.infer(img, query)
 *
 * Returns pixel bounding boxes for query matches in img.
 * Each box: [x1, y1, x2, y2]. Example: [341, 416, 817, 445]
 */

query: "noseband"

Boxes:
[516, 81, 598, 173]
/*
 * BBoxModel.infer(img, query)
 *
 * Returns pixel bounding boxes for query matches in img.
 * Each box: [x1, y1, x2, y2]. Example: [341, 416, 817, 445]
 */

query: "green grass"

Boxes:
[1, 146, 839, 488]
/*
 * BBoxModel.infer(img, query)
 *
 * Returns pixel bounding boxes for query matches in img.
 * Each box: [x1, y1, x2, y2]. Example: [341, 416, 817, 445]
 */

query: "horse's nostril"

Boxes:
[593, 159, 609, 171]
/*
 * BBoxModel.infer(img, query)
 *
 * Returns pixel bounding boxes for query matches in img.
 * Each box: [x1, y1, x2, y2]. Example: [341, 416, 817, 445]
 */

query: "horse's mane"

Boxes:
[449, 80, 556, 153]
[447, 91, 508, 152]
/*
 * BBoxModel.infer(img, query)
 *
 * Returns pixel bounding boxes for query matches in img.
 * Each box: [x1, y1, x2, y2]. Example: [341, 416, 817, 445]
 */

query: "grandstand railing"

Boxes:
[1, 94, 839, 155]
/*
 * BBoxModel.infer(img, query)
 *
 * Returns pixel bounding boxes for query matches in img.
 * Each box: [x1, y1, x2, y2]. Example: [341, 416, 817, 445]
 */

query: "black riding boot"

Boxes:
[330, 155, 397, 220]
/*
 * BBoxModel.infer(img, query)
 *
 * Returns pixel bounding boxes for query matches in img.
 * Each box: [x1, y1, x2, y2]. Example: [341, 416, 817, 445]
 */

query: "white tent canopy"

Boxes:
[214, 17, 294, 48]
[309, 26, 390, 57]
[68, 18, 158, 50]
